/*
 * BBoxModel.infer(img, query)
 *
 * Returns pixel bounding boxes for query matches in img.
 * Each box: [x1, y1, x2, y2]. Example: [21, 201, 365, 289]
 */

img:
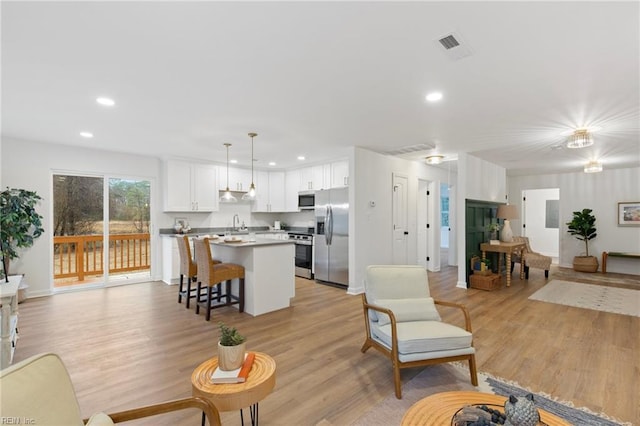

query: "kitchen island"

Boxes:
[209, 238, 295, 316]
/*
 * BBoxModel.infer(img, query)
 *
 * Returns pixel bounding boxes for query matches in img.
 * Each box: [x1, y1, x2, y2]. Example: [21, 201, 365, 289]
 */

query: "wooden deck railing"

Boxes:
[53, 233, 151, 280]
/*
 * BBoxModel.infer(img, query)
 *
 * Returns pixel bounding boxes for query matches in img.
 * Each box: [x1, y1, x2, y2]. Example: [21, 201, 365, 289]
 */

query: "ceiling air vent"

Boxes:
[435, 31, 473, 61]
[382, 143, 436, 157]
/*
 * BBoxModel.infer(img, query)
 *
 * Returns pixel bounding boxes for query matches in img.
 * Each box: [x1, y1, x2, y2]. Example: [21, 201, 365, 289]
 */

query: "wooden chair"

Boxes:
[0, 352, 221, 425]
[361, 265, 478, 399]
[193, 237, 245, 321]
[511, 236, 552, 279]
[177, 235, 220, 308]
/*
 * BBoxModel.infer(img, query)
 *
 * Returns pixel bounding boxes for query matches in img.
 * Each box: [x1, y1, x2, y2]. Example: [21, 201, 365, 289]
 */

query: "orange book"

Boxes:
[211, 352, 255, 384]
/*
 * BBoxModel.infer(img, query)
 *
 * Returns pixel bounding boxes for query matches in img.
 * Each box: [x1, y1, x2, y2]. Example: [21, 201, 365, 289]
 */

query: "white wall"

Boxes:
[2, 137, 163, 297]
[350, 147, 452, 294]
[456, 153, 507, 288]
[508, 167, 640, 275]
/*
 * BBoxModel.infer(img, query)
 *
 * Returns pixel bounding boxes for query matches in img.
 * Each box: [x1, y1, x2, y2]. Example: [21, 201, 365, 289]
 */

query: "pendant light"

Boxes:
[241, 132, 257, 201]
[219, 143, 238, 203]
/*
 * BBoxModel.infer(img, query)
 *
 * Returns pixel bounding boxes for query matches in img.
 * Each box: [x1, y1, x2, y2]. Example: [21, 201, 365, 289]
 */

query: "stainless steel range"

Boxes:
[288, 232, 314, 279]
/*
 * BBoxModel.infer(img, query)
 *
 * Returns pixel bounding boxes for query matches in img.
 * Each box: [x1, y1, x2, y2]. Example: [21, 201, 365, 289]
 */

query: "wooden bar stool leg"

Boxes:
[239, 278, 245, 313]
[205, 285, 213, 321]
[186, 277, 192, 309]
[195, 282, 202, 315]
[226, 280, 232, 306]
[178, 274, 184, 303]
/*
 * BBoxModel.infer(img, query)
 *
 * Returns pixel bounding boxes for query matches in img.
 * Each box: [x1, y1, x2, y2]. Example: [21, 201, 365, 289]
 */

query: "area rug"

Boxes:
[528, 280, 640, 317]
[351, 364, 631, 425]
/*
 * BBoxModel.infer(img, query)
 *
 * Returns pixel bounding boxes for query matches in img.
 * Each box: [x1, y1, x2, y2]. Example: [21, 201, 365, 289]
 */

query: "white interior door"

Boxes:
[392, 173, 408, 264]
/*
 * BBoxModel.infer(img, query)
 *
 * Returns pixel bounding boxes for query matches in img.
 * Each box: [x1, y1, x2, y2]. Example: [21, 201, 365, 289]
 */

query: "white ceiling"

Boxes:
[2, 1, 639, 176]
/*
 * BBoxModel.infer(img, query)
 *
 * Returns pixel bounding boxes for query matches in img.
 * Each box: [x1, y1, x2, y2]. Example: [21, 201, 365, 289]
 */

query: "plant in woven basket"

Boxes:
[217, 322, 247, 371]
[566, 208, 598, 272]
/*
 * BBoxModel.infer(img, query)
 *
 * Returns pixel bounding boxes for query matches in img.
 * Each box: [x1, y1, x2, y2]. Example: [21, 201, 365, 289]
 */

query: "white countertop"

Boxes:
[210, 237, 293, 247]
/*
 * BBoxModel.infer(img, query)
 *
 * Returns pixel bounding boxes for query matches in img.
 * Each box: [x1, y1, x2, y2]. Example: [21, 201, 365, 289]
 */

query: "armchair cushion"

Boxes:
[86, 413, 115, 426]
[374, 297, 441, 326]
[372, 321, 473, 354]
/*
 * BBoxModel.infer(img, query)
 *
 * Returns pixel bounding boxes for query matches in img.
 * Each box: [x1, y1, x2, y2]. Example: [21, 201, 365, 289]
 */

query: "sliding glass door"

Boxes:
[53, 174, 151, 289]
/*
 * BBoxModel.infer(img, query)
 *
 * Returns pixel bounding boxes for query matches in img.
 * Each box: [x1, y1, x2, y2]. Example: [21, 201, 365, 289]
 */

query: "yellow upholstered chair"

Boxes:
[193, 237, 245, 321]
[361, 265, 478, 399]
[0, 352, 220, 425]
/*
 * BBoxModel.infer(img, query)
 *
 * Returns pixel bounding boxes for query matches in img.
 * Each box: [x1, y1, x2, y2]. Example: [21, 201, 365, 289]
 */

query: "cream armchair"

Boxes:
[361, 265, 478, 399]
[0, 353, 220, 425]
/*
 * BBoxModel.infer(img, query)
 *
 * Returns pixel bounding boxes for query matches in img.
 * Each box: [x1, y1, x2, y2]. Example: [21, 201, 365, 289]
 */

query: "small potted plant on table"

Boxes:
[218, 322, 246, 371]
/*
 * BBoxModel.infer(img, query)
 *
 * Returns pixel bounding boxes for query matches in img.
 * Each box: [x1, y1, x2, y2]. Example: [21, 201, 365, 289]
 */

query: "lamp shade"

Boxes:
[497, 204, 518, 220]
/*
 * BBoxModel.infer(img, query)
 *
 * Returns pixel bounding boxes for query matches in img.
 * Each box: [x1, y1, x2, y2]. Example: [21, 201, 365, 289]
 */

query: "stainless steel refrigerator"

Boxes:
[314, 187, 348, 287]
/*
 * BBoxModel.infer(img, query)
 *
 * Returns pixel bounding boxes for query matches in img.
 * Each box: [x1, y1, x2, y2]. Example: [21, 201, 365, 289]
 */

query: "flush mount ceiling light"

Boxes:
[241, 132, 258, 201]
[96, 97, 115, 107]
[425, 92, 443, 102]
[220, 143, 238, 203]
[79, 131, 94, 138]
[584, 160, 603, 173]
[425, 155, 444, 165]
[566, 129, 594, 149]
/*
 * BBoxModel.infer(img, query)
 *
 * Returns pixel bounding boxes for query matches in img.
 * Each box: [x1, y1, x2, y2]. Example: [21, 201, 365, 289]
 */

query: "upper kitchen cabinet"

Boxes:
[285, 169, 300, 211]
[164, 160, 218, 212]
[331, 160, 349, 187]
[252, 171, 286, 212]
[299, 165, 329, 191]
[218, 166, 252, 192]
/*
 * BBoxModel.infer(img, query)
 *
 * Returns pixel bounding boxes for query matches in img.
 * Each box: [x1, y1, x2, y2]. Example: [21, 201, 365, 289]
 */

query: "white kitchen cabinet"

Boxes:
[331, 160, 349, 187]
[218, 166, 252, 192]
[299, 165, 327, 191]
[285, 169, 300, 211]
[164, 160, 218, 212]
[252, 171, 286, 212]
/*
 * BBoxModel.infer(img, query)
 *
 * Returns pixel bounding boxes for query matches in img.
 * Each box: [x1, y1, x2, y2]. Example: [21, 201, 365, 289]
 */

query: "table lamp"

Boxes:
[497, 204, 518, 242]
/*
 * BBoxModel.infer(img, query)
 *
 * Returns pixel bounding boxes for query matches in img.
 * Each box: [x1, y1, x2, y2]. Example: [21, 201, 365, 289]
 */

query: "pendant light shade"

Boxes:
[220, 143, 238, 203]
[241, 132, 258, 201]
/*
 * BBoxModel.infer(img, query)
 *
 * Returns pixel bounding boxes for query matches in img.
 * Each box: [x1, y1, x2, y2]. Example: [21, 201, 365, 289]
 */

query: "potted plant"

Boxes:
[218, 322, 246, 371]
[566, 208, 598, 272]
[486, 223, 501, 241]
[0, 188, 45, 278]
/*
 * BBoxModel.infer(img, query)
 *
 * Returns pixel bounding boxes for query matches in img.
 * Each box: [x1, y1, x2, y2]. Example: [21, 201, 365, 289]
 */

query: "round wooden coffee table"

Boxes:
[191, 352, 276, 426]
[401, 391, 571, 425]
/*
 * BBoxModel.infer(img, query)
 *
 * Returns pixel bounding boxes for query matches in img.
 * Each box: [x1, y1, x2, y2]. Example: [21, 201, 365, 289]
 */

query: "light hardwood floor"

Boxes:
[14, 266, 640, 425]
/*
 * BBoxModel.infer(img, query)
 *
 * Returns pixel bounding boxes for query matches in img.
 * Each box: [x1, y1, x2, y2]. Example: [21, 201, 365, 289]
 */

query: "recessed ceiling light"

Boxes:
[230, 159, 238, 164]
[425, 92, 443, 102]
[268, 162, 276, 166]
[297, 156, 305, 161]
[96, 97, 115, 107]
[80, 132, 94, 138]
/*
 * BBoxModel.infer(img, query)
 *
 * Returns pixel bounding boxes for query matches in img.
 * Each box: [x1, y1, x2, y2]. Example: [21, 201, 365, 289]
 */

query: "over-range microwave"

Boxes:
[298, 191, 315, 210]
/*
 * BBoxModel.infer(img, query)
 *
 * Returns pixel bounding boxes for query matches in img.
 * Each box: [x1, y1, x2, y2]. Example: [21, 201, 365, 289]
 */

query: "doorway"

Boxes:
[522, 188, 560, 262]
[392, 173, 408, 264]
[52, 174, 151, 289]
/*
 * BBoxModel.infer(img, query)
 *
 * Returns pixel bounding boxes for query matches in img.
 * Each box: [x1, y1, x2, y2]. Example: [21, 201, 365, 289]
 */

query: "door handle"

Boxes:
[404, 231, 409, 235]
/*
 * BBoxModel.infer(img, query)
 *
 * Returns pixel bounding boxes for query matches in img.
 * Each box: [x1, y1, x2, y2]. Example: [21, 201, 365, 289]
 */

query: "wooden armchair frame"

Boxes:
[84, 397, 221, 425]
[361, 294, 478, 399]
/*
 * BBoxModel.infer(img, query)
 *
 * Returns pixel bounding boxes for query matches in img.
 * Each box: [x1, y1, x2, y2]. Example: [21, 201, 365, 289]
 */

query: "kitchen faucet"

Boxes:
[233, 214, 240, 231]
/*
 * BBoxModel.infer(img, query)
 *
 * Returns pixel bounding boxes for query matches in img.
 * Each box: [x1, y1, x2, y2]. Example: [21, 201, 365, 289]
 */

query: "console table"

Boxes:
[480, 242, 526, 287]
[1, 275, 22, 369]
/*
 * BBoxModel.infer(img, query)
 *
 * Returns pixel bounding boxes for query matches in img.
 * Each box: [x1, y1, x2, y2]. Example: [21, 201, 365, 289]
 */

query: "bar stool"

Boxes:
[177, 235, 220, 308]
[193, 237, 245, 321]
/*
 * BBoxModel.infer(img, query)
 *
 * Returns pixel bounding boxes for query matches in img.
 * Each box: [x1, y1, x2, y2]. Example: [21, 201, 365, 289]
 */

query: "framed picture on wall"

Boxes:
[618, 202, 640, 226]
